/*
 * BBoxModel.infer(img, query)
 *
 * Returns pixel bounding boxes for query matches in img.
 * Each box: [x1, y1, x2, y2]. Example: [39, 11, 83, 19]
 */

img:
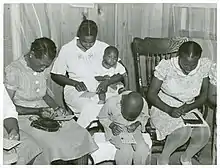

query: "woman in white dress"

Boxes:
[4, 37, 98, 165]
[147, 41, 212, 165]
[51, 20, 126, 128]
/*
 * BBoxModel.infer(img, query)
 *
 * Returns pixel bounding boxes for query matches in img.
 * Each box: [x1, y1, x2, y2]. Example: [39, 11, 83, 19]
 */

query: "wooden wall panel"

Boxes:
[95, 4, 115, 46]
[4, 3, 217, 106]
[4, 4, 13, 67]
[116, 4, 136, 90]
[115, 3, 171, 90]
[60, 4, 84, 46]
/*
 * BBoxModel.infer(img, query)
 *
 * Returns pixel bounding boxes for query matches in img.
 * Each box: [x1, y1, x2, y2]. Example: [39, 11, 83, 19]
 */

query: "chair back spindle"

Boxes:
[132, 37, 189, 98]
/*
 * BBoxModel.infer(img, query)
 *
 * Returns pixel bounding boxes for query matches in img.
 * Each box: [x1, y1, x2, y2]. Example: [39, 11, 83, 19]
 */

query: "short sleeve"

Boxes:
[51, 46, 67, 75]
[114, 62, 126, 75]
[199, 58, 212, 78]
[4, 64, 20, 91]
[154, 59, 170, 81]
[209, 63, 217, 86]
[4, 87, 18, 120]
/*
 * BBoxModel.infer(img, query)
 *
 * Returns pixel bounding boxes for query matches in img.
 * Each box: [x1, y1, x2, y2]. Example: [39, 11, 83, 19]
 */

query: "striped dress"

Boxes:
[4, 56, 98, 165]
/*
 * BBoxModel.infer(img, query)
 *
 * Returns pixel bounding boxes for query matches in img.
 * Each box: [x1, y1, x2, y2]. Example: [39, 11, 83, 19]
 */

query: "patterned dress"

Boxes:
[150, 57, 212, 140]
[4, 56, 98, 164]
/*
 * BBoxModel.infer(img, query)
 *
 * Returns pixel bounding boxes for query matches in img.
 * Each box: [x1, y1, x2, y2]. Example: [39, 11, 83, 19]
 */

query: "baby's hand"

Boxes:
[40, 107, 57, 119]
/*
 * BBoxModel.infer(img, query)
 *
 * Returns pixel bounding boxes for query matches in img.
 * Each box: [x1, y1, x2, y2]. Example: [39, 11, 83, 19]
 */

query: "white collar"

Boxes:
[171, 57, 201, 77]
[74, 37, 97, 53]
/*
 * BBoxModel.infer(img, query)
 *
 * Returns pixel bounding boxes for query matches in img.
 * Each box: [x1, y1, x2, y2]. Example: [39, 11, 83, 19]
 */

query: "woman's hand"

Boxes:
[54, 107, 68, 116]
[74, 81, 87, 92]
[126, 121, 141, 133]
[176, 104, 190, 115]
[169, 107, 182, 118]
[109, 122, 123, 136]
[96, 80, 109, 94]
[169, 104, 189, 118]
[40, 107, 57, 119]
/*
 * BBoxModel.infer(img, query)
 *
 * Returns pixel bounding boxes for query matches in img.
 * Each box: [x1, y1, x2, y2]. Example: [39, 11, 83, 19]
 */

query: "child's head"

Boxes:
[120, 92, 144, 121]
[102, 46, 119, 69]
[178, 41, 202, 74]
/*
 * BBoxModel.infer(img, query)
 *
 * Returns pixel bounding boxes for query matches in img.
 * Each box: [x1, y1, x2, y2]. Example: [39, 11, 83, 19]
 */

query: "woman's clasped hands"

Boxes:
[169, 104, 189, 118]
[40, 107, 68, 120]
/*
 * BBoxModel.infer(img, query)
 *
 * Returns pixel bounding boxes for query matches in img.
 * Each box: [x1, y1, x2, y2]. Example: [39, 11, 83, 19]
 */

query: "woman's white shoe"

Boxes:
[156, 158, 168, 165]
[180, 155, 192, 165]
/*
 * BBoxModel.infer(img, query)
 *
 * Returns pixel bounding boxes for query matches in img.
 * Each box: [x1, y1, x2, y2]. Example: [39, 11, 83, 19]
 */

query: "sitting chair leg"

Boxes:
[74, 154, 89, 165]
[51, 154, 89, 165]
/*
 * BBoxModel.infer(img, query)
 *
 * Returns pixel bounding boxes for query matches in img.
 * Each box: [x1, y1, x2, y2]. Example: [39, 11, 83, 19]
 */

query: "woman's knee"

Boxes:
[172, 126, 192, 138]
[192, 126, 211, 141]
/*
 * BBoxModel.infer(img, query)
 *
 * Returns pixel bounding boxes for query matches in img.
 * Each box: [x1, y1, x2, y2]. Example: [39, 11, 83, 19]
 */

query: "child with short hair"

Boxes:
[98, 91, 150, 165]
[95, 46, 128, 104]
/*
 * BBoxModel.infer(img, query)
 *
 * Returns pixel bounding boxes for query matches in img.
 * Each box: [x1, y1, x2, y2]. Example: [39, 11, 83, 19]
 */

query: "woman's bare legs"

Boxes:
[158, 126, 192, 165]
[181, 126, 210, 162]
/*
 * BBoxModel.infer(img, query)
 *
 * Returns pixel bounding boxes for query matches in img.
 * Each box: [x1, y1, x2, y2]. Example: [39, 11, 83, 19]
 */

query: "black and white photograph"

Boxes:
[2, 2, 217, 165]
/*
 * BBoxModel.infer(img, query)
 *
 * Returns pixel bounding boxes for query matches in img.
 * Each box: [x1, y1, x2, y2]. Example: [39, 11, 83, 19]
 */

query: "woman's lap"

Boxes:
[150, 107, 209, 141]
[16, 130, 42, 165]
[18, 115, 98, 164]
[64, 87, 118, 128]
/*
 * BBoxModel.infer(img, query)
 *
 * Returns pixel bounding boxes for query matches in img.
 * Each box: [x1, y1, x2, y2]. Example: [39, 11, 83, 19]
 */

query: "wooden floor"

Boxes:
[98, 141, 213, 165]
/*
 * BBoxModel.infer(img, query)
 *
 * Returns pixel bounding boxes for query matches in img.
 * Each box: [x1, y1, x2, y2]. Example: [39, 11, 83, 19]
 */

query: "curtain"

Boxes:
[169, 3, 217, 62]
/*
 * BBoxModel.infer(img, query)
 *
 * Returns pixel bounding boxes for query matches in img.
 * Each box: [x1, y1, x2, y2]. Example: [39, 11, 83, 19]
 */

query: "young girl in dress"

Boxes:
[147, 41, 212, 165]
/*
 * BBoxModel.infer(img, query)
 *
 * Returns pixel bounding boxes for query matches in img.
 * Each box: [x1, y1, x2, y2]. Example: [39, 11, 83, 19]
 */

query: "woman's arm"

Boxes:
[147, 76, 173, 114]
[51, 73, 87, 91]
[43, 92, 58, 109]
[183, 77, 209, 112]
[15, 105, 42, 115]
[51, 73, 78, 87]
[96, 73, 124, 93]
[123, 73, 129, 89]
[208, 83, 217, 107]
[6, 88, 42, 115]
[107, 73, 124, 86]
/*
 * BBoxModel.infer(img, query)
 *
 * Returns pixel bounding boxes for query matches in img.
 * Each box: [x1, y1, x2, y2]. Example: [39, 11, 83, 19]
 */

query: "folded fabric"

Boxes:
[3, 138, 21, 150]
[3, 148, 18, 165]
[91, 133, 116, 164]
[91, 132, 152, 164]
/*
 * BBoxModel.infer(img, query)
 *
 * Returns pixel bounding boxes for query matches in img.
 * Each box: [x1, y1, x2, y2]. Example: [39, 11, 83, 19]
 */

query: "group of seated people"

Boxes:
[3, 19, 217, 165]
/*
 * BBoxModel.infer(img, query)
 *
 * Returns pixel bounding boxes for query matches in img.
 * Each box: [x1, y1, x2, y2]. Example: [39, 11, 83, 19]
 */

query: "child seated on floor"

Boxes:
[95, 46, 128, 104]
[97, 91, 150, 165]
